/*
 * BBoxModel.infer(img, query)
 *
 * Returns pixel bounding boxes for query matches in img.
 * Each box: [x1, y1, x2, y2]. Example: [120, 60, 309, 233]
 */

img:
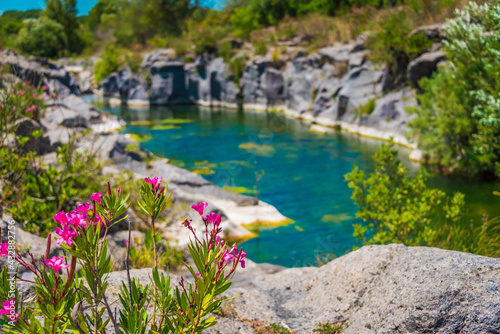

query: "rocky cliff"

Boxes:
[98, 25, 447, 151]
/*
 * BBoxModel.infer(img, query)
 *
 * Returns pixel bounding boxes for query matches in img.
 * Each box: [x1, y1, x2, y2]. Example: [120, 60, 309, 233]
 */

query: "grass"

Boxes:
[313, 321, 346, 334]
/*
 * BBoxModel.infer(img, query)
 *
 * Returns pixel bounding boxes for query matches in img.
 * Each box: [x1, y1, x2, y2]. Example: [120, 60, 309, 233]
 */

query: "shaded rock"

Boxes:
[14, 118, 57, 155]
[408, 51, 446, 88]
[348, 51, 368, 69]
[109, 135, 152, 164]
[263, 67, 286, 103]
[410, 23, 449, 41]
[212, 244, 500, 334]
[149, 61, 189, 105]
[312, 75, 341, 116]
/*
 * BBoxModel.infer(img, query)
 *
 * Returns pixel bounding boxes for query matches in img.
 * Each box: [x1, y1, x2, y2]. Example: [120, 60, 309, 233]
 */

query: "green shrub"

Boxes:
[408, 0, 500, 177]
[94, 44, 122, 82]
[314, 321, 346, 334]
[367, 7, 431, 82]
[345, 141, 500, 258]
[16, 18, 67, 58]
[353, 98, 376, 119]
[345, 142, 465, 246]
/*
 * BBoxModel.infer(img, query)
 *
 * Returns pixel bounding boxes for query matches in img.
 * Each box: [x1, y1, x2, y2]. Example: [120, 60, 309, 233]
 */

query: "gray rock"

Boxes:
[312, 75, 341, 116]
[0, 50, 81, 96]
[109, 135, 152, 164]
[141, 49, 176, 68]
[348, 51, 368, 69]
[321, 65, 385, 121]
[318, 44, 355, 63]
[149, 61, 190, 105]
[359, 88, 416, 132]
[408, 51, 446, 88]
[410, 23, 449, 41]
[263, 67, 286, 103]
[211, 244, 500, 334]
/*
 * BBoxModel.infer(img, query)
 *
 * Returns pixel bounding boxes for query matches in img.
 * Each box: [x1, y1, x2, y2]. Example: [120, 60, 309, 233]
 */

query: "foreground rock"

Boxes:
[207, 244, 500, 334]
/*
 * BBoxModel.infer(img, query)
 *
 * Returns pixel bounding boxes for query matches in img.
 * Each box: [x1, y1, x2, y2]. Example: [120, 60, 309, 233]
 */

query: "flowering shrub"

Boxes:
[0, 178, 244, 333]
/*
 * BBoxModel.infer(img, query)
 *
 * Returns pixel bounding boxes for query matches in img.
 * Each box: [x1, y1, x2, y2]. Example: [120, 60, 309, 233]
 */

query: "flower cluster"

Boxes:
[145, 176, 165, 196]
[0, 242, 8, 258]
[189, 202, 246, 272]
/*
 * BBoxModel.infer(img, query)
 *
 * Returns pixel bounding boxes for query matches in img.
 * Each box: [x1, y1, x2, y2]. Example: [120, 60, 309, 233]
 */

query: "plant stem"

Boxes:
[126, 221, 133, 312]
[151, 216, 158, 326]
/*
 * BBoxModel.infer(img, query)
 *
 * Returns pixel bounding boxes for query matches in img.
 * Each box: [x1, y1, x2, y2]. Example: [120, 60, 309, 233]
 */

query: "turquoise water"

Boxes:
[99, 102, 500, 267]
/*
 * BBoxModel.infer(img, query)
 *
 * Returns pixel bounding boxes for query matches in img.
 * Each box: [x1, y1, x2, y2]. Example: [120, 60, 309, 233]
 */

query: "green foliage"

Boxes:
[16, 18, 67, 58]
[367, 6, 431, 81]
[86, 0, 119, 31]
[129, 230, 183, 270]
[0, 80, 106, 235]
[1, 10, 42, 20]
[408, 0, 500, 177]
[93, 44, 122, 82]
[353, 98, 376, 119]
[44, 0, 86, 54]
[229, 53, 249, 88]
[346, 142, 500, 258]
[256, 323, 291, 334]
[314, 321, 346, 333]
[345, 142, 465, 246]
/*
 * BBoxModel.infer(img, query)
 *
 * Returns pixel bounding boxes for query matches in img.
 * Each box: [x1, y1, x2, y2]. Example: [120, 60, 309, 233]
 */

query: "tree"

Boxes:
[345, 142, 465, 246]
[408, 1, 500, 177]
[44, 0, 85, 54]
[16, 18, 68, 58]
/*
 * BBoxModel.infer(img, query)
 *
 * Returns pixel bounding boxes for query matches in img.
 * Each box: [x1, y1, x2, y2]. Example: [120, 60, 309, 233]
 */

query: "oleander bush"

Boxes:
[0, 180, 245, 333]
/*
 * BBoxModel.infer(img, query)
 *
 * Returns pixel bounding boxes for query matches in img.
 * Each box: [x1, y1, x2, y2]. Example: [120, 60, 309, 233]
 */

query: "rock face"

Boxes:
[0, 50, 81, 96]
[209, 244, 500, 334]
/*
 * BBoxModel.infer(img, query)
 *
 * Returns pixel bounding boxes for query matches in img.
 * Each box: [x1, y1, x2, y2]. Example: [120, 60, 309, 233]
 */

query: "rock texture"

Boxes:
[209, 244, 500, 334]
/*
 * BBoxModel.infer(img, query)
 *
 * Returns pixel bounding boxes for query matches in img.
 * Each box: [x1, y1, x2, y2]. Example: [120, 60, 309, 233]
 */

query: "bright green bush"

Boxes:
[93, 44, 123, 82]
[408, 0, 500, 177]
[16, 18, 67, 58]
[345, 142, 465, 246]
[346, 142, 500, 257]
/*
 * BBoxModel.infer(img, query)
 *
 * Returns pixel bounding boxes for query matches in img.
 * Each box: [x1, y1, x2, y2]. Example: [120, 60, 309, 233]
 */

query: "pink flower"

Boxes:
[236, 249, 247, 269]
[44, 256, 68, 273]
[0, 242, 8, 257]
[145, 176, 163, 189]
[55, 225, 77, 247]
[191, 202, 208, 216]
[124, 240, 129, 244]
[43, 85, 48, 90]
[195, 273, 201, 277]
[205, 212, 221, 227]
[66, 213, 87, 228]
[223, 250, 234, 262]
[54, 211, 68, 226]
[12, 106, 16, 111]
[73, 202, 90, 214]
[117, 188, 121, 194]
[90, 192, 102, 204]
[92, 214, 107, 227]
[0, 299, 18, 320]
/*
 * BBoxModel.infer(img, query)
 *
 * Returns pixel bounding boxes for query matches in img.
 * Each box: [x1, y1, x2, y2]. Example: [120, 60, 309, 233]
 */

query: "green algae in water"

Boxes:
[190, 167, 215, 175]
[129, 133, 153, 143]
[130, 119, 194, 126]
[222, 186, 256, 195]
[321, 213, 354, 224]
[239, 142, 276, 157]
[151, 124, 181, 131]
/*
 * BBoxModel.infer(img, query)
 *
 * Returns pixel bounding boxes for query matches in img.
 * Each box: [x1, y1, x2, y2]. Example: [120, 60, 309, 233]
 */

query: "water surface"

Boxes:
[96, 102, 500, 267]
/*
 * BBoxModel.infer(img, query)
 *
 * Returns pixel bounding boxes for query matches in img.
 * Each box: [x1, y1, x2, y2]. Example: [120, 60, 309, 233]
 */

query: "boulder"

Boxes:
[14, 118, 57, 155]
[312, 75, 341, 116]
[109, 135, 152, 164]
[210, 244, 500, 333]
[408, 51, 446, 88]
